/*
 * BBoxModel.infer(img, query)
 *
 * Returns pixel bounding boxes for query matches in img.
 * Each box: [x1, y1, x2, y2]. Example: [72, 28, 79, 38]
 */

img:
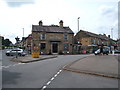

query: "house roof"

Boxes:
[80, 30, 110, 41]
[32, 25, 74, 34]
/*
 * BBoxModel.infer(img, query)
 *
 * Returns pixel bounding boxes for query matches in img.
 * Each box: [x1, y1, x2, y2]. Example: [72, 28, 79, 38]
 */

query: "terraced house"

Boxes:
[74, 30, 117, 53]
[32, 20, 74, 54]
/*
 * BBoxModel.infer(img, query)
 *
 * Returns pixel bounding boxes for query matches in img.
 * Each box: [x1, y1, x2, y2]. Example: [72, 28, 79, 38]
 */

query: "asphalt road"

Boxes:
[2, 49, 18, 66]
[2, 54, 118, 89]
[2, 54, 90, 88]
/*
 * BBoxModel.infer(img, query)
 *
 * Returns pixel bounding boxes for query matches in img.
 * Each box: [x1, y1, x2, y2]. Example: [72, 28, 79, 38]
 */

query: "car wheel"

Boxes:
[18, 53, 21, 56]
[6, 53, 10, 56]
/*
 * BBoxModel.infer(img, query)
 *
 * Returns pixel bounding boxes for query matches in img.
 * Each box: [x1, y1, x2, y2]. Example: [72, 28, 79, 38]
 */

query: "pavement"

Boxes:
[10, 55, 58, 63]
[63, 55, 120, 79]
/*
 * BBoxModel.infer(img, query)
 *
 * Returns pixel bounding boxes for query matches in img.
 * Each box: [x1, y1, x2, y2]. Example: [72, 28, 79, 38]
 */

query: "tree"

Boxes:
[4, 38, 12, 47]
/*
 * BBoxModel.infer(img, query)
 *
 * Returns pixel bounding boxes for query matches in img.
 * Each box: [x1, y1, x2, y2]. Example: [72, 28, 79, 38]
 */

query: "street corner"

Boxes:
[63, 55, 119, 79]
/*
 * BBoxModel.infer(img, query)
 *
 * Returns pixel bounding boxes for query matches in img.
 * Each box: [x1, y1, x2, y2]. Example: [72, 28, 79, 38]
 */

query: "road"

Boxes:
[1, 49, 21, 89]
[2, 49, 17, 66]
[2, 53, 118, 89]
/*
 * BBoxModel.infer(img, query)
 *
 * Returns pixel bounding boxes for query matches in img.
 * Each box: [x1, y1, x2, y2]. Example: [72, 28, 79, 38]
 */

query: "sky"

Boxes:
[0, 0, 119, 44]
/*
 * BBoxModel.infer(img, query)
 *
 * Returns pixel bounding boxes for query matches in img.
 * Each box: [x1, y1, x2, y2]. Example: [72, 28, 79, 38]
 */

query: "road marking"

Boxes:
[41, 69, 63, 90]
[46, 81, 51, 85]
[2, 63, 26, 69]
[54, 74, 57, 77]
[41, 86, 47, 90]
[50, 77, 54, 81]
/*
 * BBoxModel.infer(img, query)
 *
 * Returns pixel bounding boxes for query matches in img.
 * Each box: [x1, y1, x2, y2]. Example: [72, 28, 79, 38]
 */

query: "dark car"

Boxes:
[94, 48, 109, 55]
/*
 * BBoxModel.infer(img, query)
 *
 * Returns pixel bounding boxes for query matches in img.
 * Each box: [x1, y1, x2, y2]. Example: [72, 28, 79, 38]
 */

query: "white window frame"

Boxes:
[40, 33, 46, 40]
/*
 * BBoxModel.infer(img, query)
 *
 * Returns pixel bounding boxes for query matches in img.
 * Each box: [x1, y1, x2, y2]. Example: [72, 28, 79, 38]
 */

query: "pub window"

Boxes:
[64, 34, 68, 40]
[40, 43, 46, 50]
[40, 34, 46, 40]
[64, 43, 69, 51]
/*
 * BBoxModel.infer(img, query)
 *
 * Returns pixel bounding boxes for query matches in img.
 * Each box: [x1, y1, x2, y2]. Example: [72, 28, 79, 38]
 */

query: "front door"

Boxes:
[52, 43, 58, 53]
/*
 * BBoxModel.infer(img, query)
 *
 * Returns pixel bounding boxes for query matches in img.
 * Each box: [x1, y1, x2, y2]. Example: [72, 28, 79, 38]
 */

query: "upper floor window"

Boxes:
[40, 33, 46, 40]
[64, 34, 68, 40]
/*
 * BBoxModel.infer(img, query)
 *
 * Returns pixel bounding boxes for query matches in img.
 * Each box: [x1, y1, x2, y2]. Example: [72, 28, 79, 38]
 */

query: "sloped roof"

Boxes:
[80, 30, 110, 40]
[32, 25, 74, 34]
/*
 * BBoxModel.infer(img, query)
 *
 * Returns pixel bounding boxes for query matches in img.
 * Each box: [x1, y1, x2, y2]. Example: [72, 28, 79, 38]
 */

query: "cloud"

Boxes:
[4, 0, 35, 7]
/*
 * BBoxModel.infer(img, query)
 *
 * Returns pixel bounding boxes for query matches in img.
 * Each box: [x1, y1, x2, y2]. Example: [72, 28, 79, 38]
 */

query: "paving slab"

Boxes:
[64, 55, 119, 79]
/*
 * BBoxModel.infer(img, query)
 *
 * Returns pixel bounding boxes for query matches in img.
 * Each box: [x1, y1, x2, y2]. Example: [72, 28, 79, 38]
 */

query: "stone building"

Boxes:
[74, 30, 116, 53]
[32, 20, 74, 54]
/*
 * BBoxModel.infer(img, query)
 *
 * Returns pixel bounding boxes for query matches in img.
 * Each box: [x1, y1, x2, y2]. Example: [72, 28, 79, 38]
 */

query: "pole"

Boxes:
[23, 28, 24, 37]
[111, 28, 113, 39]
[23, 28, 24, 50]
[78, 17, 80, 32]
[77, 17, 80, 53]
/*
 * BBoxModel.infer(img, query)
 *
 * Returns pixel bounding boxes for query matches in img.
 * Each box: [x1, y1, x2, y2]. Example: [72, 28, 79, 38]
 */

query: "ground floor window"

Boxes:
[40, 43, 46, 50]
[64, 43, 69, 51]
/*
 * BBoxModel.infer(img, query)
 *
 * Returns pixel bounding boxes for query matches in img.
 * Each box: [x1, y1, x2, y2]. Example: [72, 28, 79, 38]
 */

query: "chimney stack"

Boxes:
[108, 35, 110, 38]
[59, 20, 63, 27]
[39, 20, 43, 26]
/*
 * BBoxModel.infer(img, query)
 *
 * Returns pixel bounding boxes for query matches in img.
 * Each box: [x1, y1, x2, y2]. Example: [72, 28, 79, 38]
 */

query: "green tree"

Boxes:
[4, 38, 12, 47]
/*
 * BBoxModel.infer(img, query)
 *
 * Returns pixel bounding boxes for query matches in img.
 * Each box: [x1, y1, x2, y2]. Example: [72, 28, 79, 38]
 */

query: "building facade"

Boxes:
[32, 20, 74, 54]
[74, 30, 117, 53]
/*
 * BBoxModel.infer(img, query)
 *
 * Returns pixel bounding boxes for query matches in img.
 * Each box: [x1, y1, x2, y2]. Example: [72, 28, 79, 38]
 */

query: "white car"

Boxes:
[6, 49, 27, 56]
[94, 48, 109, 55]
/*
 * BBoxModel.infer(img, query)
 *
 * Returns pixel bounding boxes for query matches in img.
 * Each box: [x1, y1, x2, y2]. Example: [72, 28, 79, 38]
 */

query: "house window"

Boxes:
[40, 43, 46, 50]
[40, 34, 46, 40]
[98, 40, 100, 44]
[64, 43, 69, 51]
[64, 34, 68, 40]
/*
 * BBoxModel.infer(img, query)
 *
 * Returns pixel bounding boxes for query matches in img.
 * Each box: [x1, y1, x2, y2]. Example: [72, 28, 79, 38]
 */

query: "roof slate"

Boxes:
[80, 30, 110, 40]
[32, 25, 74, 34]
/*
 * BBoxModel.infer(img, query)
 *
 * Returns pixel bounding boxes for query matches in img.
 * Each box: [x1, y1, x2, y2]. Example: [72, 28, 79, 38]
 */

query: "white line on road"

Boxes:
[46, 81, 51, 85]
[41, 69, 63, 90]
[41, 86, 47, 90]
[50, 77, 55, 81]
[2, 63, 26, 69]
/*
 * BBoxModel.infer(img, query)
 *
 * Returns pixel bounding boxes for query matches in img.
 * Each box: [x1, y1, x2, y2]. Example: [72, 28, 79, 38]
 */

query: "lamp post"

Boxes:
[77, 17, 80, 53]
[111, 28, 113, 39]
[22, 28, 25, 50]
[78, 17, 80, 32]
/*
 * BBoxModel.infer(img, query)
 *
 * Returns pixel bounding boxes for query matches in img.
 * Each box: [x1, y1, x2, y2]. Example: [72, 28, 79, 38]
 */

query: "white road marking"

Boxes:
[51, 77, 55, 81]
[2, 63, 26, 69]
[54, 74, 57, 77]
[41, 86, 47, 90]
[46, 81, 51, 85]
[57, 71, 60, 75]
[41, 69, 63, 89]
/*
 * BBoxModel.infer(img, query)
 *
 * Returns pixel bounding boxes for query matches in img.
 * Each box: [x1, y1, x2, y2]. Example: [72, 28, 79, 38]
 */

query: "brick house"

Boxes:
[74, 30, 116, 53]
[32, 20, 74, 54]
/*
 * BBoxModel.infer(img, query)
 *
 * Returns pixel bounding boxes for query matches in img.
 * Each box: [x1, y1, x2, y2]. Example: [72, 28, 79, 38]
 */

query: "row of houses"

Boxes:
[17, 20, 119, 54]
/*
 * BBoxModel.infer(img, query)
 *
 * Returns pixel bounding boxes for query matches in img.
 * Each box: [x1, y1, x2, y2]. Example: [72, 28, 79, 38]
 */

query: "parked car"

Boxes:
[94, 48, 109, 55]
[6, 49, 27, 56]
[114, 50, 120, 54]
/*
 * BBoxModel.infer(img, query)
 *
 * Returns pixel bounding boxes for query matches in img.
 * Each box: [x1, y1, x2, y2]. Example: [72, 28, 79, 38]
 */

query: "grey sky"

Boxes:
[0, 0, 119, 43]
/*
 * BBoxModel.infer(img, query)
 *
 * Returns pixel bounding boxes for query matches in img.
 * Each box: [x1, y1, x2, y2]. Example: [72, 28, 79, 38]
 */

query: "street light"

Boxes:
[78, 17, 80, 32]
[111, 28, 113, 39]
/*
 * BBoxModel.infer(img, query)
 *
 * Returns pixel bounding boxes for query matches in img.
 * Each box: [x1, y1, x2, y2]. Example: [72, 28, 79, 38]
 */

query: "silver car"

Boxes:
[6, 49, 27, 56]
